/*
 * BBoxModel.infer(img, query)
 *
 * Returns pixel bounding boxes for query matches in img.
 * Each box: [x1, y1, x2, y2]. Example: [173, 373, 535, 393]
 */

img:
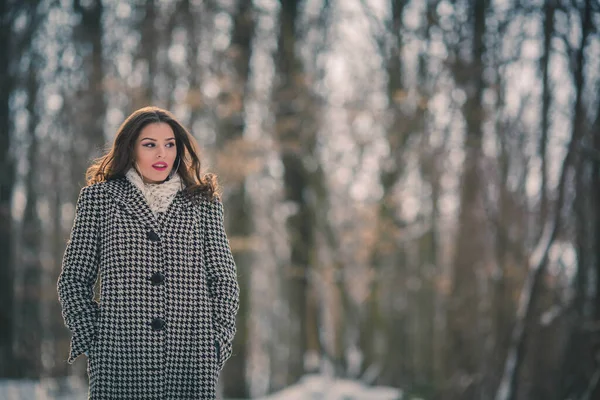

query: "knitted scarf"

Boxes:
[125, 167, 183, 215]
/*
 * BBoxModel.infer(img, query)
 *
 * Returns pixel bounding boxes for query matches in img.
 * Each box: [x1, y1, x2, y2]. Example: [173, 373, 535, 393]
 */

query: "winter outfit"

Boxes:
[57, 169, 239, 400]
[125, 168, 183, 215]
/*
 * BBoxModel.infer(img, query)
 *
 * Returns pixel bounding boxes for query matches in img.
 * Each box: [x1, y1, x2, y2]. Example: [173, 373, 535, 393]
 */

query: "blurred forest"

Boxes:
[1, 0, 600, 399]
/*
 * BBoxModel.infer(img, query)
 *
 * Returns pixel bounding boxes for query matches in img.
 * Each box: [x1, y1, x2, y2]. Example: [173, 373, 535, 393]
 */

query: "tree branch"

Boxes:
[495, 0, 589, 393]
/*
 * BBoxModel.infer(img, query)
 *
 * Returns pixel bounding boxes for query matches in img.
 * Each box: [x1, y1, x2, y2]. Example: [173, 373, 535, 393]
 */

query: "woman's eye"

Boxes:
[143, 143, 155, 148]
[166, 142, 175, 148]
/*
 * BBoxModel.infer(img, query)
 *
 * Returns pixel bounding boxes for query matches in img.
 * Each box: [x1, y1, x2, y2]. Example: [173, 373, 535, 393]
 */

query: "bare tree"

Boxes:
[557, 0, 597, 398]
[0, 1, 15, 377]
[214, 0, 256, 397]
[0, 0, 42, 378]
[72, 0, 106, 153]
[135, 0, 159, 106]
[14, 54, 43, 378]
[586, 85, 600, 400]
[539, 0, 556, 227]
[446, 1, 489, 398]
[270, 0, 325, 386]
[68, 0, 106, 196]
[0, 0, 16, 379]
[495, 1, 594, 397]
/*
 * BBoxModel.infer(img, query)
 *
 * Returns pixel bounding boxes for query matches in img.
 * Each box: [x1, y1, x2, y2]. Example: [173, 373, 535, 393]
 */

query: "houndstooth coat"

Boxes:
[57, 176, 240, 399]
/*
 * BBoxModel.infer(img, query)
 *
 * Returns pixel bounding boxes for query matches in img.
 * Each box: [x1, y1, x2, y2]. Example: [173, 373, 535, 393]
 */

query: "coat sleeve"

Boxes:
[57, 185, 100, 364]
[203, 198, 240, 369]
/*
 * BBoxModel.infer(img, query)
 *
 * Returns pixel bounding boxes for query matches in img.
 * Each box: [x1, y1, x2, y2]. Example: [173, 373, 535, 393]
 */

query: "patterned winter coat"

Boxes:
[57, 176, 240, 400]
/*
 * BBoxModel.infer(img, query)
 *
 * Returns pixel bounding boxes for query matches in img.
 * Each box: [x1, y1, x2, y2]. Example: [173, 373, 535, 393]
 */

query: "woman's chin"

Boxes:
[142, 170, 169, 183]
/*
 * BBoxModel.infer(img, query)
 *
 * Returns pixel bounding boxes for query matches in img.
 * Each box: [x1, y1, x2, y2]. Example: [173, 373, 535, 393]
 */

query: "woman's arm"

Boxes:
[204, 198, 240, 369]
[57, 185, 100, 364]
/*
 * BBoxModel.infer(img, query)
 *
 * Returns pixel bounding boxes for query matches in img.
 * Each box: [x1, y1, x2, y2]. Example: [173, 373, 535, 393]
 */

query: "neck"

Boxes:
[142, 176, 165, 184]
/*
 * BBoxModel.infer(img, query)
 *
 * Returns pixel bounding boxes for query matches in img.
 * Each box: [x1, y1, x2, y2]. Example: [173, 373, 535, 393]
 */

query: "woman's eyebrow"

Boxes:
[140, 137, 176, 141]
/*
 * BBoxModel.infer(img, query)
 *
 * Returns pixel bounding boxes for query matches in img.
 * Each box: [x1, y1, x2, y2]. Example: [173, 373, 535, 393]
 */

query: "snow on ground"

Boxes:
[257, 375, 402, 400]
[0, 376, 88, 400]
[0, 374, 403, 399]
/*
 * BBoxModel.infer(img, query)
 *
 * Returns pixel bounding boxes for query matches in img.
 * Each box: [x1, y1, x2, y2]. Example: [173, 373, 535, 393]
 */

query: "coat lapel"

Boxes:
[105, 177, 162, 233]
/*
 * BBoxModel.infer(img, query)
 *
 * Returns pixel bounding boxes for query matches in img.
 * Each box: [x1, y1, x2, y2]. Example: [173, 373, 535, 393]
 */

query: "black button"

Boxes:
[150, 272, 165, 285]
[147, 230, 160, 242]
[150, 318, 165, 331]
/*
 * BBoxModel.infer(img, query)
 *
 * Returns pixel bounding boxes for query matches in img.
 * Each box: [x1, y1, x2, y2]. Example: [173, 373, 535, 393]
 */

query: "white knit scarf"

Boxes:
[125, 167, 183, 215]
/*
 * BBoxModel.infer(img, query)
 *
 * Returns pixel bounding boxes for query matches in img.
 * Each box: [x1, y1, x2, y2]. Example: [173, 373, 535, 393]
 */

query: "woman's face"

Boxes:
[133, 122, 178, 183]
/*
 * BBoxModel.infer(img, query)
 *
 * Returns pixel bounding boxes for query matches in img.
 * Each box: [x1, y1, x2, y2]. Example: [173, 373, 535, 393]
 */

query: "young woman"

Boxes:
[57, 106, 239, 399]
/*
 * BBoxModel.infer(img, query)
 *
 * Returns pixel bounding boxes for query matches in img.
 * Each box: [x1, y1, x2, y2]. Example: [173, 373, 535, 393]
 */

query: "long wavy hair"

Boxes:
[86, 106, 219, 202]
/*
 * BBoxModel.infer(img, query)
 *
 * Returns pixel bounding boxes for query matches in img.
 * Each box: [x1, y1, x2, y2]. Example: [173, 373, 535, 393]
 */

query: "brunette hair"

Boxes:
[86, 106, 219, 202]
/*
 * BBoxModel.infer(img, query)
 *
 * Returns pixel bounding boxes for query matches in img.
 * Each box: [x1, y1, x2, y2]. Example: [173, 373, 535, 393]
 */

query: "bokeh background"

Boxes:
[1, 0, 600, 399]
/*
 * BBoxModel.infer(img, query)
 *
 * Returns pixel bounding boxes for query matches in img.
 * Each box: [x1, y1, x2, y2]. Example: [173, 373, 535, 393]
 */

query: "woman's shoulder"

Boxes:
[195, 194, 224, 218]
[183, 193, 223, 223]
[79, 178, 124, 202]
[81, 179, 112, 195]
[183, 186, 221, 207]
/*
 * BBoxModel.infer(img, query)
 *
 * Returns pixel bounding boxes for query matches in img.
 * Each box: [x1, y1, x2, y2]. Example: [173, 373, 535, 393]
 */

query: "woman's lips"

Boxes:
[152, 163, 168, 171]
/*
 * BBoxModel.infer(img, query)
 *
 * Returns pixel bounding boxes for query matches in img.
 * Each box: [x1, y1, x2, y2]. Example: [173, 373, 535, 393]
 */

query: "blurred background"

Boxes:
[1, 0, 600, 399]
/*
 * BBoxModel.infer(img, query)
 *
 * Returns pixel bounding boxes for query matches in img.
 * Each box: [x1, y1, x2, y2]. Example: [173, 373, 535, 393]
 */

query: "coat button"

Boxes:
[150, 318, 165, 331]
[150, 272, 165, 285]
[147, 230, 160, 242]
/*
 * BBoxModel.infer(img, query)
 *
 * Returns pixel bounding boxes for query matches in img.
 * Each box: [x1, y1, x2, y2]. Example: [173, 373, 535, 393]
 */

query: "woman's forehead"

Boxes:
[138, 122, 175, 141]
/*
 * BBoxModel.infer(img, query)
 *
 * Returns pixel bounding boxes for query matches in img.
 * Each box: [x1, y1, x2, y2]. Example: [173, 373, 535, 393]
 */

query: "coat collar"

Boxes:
[103, 177, 193, 232]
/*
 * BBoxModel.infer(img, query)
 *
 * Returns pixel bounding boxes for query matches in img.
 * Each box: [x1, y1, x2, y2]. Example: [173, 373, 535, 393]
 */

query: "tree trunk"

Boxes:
[183, 0, 204, 127]
[539, 0, 555, 228]
[138, 0, 158, 106]
[361, 0, 409, 386]
[0, 0, 16, 378]
[557, 1, 595, 398]
[591, 91, 600, 400]
[495, 2, 591, 397]
[14, 57, 43, 378]
[446, 1, 487, 398]
[49, 154, 70, 378]
[73, 0, 106, 153]
[272, 0, 321, 386]
[215, 0, 255, 397]
[0, 0, 41, 378]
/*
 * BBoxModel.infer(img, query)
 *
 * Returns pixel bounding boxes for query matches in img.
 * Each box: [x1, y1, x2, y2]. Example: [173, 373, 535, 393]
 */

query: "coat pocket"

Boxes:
[214, 339, 221, 368]
[215, 336, 233, 371]
[67, 308, 99, 364]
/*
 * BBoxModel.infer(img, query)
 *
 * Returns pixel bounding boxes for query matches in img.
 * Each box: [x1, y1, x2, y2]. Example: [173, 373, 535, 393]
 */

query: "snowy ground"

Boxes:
[0, 374, 403, 399]
[0, 376, 87, 400]
[259, 375, 402, 400]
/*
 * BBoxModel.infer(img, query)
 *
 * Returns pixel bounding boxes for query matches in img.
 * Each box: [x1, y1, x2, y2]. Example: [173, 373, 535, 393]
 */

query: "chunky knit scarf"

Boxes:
[125, 167, 183, 216]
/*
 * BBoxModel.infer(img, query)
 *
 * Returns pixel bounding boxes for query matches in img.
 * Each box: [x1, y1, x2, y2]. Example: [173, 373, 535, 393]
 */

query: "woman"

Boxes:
[57, 106, 240, 399]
